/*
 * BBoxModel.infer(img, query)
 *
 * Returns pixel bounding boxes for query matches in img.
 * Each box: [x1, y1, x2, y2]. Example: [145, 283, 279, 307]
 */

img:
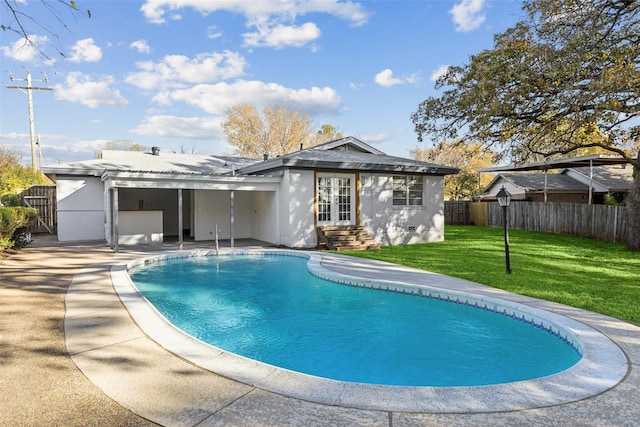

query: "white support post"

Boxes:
[230, 190, 235, 248]
[178, 188, 183, 250]
[113, 187, 119, 253]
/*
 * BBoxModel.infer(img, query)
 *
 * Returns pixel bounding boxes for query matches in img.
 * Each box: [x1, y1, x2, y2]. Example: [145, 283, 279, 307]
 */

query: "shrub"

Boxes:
[0, 206, 38, 252]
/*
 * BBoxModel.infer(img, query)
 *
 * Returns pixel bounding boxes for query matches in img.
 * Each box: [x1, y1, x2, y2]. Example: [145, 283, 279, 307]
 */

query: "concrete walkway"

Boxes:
[2, 236, 640, 426]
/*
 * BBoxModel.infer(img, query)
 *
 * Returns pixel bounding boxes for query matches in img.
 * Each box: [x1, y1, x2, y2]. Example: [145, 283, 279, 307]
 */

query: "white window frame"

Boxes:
[392, 175, 424, 206]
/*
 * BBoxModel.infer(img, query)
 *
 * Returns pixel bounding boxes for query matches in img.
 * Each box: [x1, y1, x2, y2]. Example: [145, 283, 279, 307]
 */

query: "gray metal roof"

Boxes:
[42, 138, 458, 178]
[310, 136, 385, 154]
[43, 150, 260, 177]
[478, 154, 630, 172]
[238, 146, 459, 176]
[499, 173, 589, 191]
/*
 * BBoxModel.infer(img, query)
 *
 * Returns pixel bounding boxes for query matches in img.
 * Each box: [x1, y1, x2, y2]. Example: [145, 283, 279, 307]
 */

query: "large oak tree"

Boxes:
[412, 0, 640, 250]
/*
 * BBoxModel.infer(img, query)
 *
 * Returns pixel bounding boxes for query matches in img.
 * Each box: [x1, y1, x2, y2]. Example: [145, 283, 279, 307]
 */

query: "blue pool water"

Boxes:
[129, 254, 581, 387]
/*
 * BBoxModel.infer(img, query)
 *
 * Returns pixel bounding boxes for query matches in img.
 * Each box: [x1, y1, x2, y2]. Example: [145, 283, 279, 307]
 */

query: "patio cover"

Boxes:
[477, 154, 630, 203]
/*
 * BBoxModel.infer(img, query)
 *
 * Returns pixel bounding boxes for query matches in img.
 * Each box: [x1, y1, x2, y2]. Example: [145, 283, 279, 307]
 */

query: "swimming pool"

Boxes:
[114, 249, 627, 413]
[129, 253, 581, 387]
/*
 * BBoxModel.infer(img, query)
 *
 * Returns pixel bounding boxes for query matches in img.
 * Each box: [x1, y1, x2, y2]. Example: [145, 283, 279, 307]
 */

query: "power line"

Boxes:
[5, 68, 53, 171]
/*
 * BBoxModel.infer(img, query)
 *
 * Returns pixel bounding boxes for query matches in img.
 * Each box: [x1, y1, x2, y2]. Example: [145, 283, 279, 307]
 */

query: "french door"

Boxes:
[316, 174, 355, 226]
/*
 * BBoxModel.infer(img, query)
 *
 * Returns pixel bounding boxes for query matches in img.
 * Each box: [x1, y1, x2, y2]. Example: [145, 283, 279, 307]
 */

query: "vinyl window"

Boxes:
[392, 176, 423, 206]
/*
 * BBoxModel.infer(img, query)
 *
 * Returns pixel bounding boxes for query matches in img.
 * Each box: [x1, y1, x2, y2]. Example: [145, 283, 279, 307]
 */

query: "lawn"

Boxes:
[341, 225, 640, 324]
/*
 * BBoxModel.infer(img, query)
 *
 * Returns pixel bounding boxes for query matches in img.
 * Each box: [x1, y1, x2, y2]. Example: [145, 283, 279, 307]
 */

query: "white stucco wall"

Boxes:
[360, 174, 445, 246]
[193, 189, 253, 241]
[118, 210, 163, 244]
[279, 170, 316, 248]
[250, 191, 279, 245]
[117, 188, 183, 237]
[56, 176, 105, 242]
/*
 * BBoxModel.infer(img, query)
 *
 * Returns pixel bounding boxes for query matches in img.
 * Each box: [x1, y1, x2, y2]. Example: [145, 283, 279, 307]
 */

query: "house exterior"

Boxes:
[481, 164, 633, 204]
[42, 137, 458, 249]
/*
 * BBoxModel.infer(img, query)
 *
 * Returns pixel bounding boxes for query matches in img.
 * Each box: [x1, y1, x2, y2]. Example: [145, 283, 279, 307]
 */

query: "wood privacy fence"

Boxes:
[444, 201, 628, 243]
[21, 185, 56, 234]
[443, 201, 473, 225]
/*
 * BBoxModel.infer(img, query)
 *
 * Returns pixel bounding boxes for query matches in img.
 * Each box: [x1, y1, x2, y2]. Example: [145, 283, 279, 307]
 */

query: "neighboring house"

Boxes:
[42, 137, 458, 249]
[562, 164, 633, 204]
[481, 164, 633, 204]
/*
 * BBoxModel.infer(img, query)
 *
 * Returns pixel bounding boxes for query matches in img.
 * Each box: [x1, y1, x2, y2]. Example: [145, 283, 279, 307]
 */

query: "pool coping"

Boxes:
[110, 248, 629, 414]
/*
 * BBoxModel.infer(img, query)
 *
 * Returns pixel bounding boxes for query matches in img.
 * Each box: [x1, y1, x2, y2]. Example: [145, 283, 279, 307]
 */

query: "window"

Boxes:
[393, 176, 423, 206]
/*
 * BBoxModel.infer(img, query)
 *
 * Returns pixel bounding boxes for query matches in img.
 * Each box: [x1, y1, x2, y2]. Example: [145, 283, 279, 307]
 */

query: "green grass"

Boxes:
[341, 226, 640, 324]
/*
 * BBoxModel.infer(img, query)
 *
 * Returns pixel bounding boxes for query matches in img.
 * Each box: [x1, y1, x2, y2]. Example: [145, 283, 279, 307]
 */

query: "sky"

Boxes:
[0, 0, 525, 166]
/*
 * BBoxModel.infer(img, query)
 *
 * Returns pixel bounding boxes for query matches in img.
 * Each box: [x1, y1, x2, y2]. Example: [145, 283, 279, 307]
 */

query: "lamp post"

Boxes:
[496, 186, 512, 274]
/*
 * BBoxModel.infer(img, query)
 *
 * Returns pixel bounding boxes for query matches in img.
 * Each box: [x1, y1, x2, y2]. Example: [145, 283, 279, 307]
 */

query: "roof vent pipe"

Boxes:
[300, 143, 303, 151]
[263, 153, 268, 161]
[151, 146, 160, 156]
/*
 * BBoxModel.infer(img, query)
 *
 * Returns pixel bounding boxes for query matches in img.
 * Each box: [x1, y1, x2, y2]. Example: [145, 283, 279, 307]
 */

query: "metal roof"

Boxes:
[43, 138, 459, 178]
[238, 144, 459, 176]
[42, 150, 259, 177]
[478, 154, 630, 172]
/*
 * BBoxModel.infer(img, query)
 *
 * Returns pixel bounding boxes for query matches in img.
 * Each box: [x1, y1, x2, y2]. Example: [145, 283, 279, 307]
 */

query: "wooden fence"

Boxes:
[446, 200, 629, 243]
[21, 185, 56, 234]
[444, 201, 473, 225]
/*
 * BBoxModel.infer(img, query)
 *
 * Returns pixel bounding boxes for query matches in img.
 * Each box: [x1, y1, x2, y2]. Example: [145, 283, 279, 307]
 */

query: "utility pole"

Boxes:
[6, 68, 53, 171]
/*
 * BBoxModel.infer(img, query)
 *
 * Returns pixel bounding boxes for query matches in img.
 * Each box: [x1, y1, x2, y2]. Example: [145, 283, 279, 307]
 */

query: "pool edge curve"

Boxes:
[111, 248, 629, 413]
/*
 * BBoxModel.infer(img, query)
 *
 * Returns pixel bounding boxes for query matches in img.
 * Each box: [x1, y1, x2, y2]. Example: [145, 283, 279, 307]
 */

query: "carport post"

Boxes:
[113, 187, 119, 253]
[230, 190, 235, 248]
[178, 188, 183, 250]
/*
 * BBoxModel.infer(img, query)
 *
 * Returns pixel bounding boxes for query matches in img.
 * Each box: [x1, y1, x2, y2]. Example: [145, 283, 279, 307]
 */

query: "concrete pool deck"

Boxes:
[2, 237, 640, 426]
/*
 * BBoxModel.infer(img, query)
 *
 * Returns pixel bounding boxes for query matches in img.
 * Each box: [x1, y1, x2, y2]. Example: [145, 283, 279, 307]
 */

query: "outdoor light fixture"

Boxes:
[496, 186, 512, 274]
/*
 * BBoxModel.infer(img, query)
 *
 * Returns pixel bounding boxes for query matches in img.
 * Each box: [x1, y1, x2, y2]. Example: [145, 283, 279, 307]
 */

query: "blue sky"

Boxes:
[0, 0, 524, 165]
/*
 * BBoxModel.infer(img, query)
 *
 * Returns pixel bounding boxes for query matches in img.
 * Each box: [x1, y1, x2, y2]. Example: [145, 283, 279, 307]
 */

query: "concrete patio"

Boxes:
[1, 236, 639, 426]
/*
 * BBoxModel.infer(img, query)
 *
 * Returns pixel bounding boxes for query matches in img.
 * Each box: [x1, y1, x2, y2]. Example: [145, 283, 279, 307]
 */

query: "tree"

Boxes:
[411, 0, 640, 250]
[312, 124, 344, 145]
[222, 104, 319, 158]
[1, 0, 91, 59]
[0, 146, 48, 206]
[95, 139, 147, 159]
[411, 141, 497, 200]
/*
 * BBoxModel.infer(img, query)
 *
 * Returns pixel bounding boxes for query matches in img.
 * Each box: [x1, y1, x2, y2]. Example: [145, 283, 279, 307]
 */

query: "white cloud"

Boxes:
[126, 51, 247, 90]
[375, 69, 403, 87]
[141, 0, 369, 25]
[152, 80, 341, 115]
[1, 36, 49, 62]
[450, 0, 486, 32]
[140, 0, 369, 48]
[131, 115, 224, 139]
[207, 25, 223, 39]
[430, 65, 450, 82]
[54, 72, 128, 108]
[69, 38, 102, 63]
[243, 22, 321, 48]
[130, 39, 151, 54]
[357, 133, 390, 144]
[374, 69, 419, 88]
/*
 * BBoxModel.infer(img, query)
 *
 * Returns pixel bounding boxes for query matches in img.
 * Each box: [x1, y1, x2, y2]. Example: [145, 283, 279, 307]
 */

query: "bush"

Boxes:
[0, 206, 38, 252]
